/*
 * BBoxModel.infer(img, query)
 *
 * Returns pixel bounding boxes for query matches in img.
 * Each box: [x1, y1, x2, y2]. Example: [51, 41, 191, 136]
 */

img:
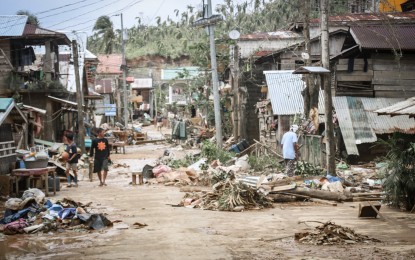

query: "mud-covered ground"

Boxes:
[1, 126, 415, 260]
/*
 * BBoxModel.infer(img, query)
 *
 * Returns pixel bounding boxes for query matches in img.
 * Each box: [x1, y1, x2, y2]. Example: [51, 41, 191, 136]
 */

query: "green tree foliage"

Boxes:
[87, 0, 352, 61]
[377, 134, 415, 211]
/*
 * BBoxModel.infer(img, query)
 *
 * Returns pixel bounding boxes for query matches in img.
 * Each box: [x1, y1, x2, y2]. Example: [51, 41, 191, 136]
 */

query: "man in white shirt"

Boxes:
[281, 125, 299, 176]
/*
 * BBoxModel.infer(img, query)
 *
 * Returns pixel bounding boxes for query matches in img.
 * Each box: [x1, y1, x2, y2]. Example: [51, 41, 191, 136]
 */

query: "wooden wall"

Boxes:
[335, 54, 415, 98]
[335, 58, 374, 97]
[372, 54, 415, 98]
[0, 41, 12, 96]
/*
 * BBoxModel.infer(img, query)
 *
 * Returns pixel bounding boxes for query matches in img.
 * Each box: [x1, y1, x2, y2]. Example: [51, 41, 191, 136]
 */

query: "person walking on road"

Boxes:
[65, 132, 79, 187]
[89, 128, 111, 186]
[281, 124, 299, 177]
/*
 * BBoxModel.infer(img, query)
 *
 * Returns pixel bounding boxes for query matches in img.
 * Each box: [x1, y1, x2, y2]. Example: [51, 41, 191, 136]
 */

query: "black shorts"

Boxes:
[93, 158, 109, 173]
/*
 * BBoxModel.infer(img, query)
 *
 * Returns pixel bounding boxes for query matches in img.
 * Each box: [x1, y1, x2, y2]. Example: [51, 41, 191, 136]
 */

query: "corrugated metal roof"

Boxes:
[0, 15, 27, 37]
[334, 96, 415, 155]
[375, 97, 415, 117]
[351, 25, 415, 50]
[293, 66, 330, 74]
[240, 31, 302, 41]
[264, 70, 325, 115]
[310, 12, 415, 25]
[0, 99, 27, 126]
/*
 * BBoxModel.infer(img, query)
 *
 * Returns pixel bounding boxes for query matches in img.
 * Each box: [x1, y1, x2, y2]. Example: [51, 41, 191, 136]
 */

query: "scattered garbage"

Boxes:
[0, 188, 113, 235]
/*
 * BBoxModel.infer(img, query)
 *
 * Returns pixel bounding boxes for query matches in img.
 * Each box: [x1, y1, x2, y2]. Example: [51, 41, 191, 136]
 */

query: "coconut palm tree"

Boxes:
[93, 16, 116, 54]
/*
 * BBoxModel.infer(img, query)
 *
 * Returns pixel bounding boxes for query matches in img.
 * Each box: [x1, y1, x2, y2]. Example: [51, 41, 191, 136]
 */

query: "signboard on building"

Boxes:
[104, 104, 116, 116]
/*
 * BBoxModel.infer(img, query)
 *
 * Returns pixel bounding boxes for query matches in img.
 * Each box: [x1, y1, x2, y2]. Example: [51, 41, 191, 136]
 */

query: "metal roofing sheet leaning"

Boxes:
[0, 15, 27, 37]
[333, 96, 360, 155]
[264, 70, 325, 115]
[334, 96, 415, 155]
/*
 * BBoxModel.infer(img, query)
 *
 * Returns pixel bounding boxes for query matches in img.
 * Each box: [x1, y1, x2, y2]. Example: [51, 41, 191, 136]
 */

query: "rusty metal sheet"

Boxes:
[351, 25, 415, 50]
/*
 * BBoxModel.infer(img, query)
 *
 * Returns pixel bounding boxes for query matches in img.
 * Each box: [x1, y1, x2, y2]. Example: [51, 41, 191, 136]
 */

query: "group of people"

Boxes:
[64, 128, 111, 188]
[64, 122, 300, 187]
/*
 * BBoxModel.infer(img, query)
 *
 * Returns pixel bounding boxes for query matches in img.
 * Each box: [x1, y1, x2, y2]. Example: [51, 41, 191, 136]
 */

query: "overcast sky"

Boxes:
[2, 0, 248, 35]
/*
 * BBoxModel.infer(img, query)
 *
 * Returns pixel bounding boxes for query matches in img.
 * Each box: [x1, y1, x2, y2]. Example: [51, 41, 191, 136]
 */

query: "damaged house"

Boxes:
[0, 15, 72, 145]
[251, 11, 415, 164]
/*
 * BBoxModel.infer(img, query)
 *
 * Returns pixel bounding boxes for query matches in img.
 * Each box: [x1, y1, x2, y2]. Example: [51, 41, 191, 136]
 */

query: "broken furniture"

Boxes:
[131, 171, 143, 185]
[110, 141, 126, 154]
[12, 166, 57, 196]
[358, 202, 381, 218]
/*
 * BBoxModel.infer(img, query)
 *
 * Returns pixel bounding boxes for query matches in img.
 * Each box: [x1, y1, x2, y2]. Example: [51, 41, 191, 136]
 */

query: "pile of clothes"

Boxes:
[0, 188, 112, 235]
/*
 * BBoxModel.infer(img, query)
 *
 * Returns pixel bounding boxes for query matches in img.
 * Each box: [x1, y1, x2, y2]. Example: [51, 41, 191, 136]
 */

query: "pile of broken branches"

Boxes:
[295, 221, 380, 245]
[181, 176, 273, 211]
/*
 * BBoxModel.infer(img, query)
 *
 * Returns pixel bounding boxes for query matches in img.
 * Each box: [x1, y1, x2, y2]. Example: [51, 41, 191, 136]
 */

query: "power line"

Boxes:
[34, 0, 91, 15]
[39, 0, 112, 20]
[46, 0, 123, 29]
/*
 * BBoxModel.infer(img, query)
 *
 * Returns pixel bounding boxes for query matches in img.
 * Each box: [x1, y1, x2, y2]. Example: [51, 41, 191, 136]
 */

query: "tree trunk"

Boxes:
[321, 0, 336, 175]
[274, 187, 347, 202]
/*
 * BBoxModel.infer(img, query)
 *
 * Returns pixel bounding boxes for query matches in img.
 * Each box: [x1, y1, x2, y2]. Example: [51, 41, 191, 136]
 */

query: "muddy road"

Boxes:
[1, 126, 415, 259]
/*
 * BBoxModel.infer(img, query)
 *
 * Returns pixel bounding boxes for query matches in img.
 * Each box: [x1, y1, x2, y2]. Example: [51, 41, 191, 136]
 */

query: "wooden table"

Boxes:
[12, 166, 57, 197]
[110, 141, 126, 154]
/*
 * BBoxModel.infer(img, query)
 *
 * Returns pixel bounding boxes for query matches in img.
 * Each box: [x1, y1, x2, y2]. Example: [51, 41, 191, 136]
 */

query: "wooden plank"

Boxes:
[372, 79, 415, 86]
[0, 153, 16, 159]
[0, 141, 15, 145]
[338, 59, 372, 65]
[375, 91, 415, 98]
[373, 58, 415, 65]
[271, 183, 297, 192]
[374, 71, 415, 80]
[337, 70, 373, 76]
[374, 85, 415, 91]
[309, 198, 337, 206]
[373, 64, 415, 71]
[336, 64, 373, 71]
[337, 74, 373, 81]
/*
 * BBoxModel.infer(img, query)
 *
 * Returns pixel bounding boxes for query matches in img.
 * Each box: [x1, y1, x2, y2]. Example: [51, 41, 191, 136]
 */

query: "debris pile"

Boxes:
[180, 173, 273, 211]
[0, 188, 112, 235]
[295, 221, 380, 245]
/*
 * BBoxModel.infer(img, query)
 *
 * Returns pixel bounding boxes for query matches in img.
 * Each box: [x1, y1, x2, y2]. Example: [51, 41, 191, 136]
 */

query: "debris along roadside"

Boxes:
[144, 139, 384, 211]
[0, 188, 112, 235]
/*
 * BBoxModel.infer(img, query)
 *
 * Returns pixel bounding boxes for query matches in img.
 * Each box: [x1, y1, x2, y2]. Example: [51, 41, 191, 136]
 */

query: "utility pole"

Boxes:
[207, 0, 223, 147]
[72, 40, 86, 153]
[119, 13, 128, 128]
[320, 0, 336, 175]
